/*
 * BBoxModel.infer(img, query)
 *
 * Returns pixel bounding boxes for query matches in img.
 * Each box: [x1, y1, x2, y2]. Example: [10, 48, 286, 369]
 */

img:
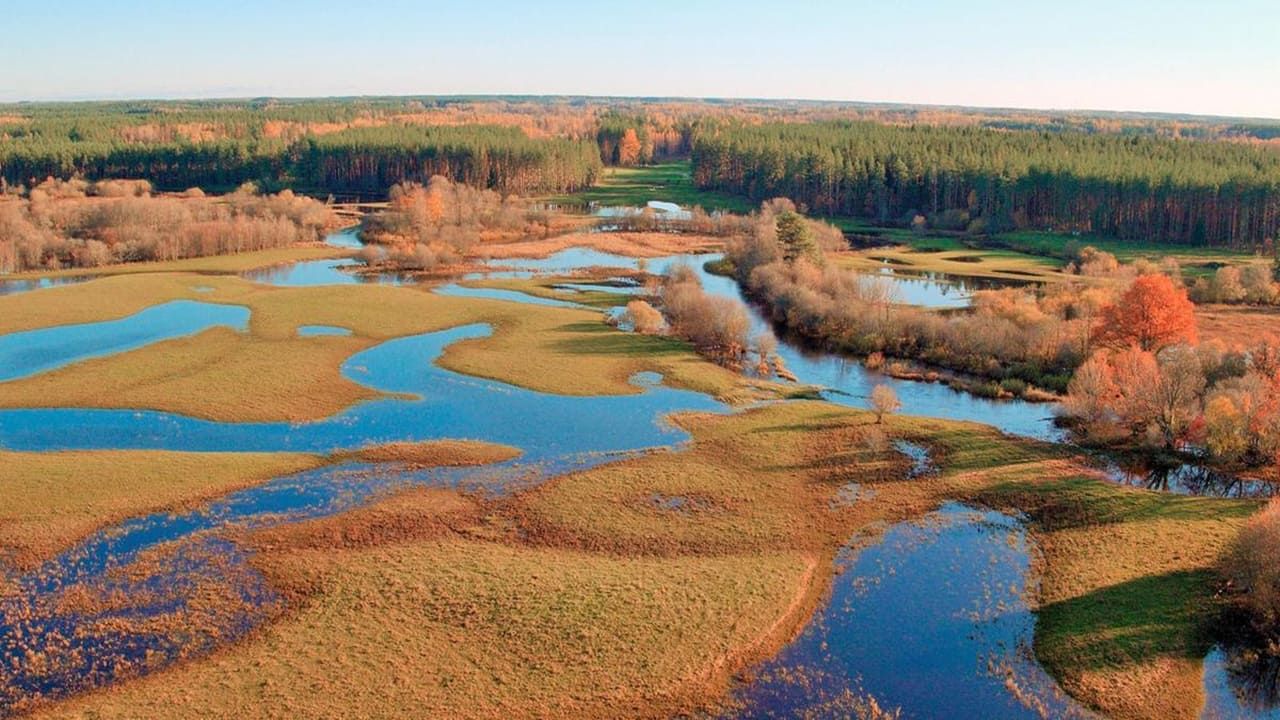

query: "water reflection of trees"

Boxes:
[1220, 643, 1280, 713]
[1109, 463, 1278, 499]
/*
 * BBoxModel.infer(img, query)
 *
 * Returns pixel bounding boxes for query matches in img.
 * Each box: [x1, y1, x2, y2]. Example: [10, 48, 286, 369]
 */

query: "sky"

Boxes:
[5, 0, 1278, 119]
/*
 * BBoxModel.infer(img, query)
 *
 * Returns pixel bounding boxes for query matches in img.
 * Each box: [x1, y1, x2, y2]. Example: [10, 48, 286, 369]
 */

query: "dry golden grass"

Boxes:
[1195, 303, 1280, 347]
[832, 245, 1066, 283]
[0, 450, 325, 570]
[0, 328, 379, 422]
[32, 402, 883, 720]
[475, 231, 722, 260]
[0, 273, 257, 335]
[335, 439, 521, 467]
[37, 541, 811, 720]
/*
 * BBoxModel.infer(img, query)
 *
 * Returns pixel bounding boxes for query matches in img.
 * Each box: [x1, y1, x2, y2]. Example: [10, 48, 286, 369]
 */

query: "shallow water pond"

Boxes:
[0, 300, 249, 382]
[0, 275, 94, 296]
[726, 503, 1090, 719]
[297, 325, 353, 337]
[1203, 645, 1280, 718]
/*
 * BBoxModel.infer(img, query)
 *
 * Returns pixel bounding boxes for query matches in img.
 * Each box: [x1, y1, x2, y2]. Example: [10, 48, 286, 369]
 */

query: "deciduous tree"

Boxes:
[1093, 274, 1197, 352]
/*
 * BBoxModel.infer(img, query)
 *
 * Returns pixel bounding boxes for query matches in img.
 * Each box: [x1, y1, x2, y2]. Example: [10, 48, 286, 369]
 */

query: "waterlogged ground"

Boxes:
[0, 300, 248, 382]
[0, 221, 1272, 718]
[726, 503, 1090, 719]
[0, 320, 726, 711]
[474, 246, 1062, 441]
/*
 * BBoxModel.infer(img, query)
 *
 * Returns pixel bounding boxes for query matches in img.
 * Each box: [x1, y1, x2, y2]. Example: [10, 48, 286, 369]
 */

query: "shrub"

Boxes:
[622, 300, 664, 335]
[1223, 500, 1280, 639]
[999, 378, 1028, 396]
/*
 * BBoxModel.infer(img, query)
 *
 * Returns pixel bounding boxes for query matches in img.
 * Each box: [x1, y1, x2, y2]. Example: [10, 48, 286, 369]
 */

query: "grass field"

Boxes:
[0, 450, 326, 569]
[548, 162, 756, 213]
[26, 401, 1264, 719]
[475, 230, 722, 260]
[1196, 303, 1280, 345]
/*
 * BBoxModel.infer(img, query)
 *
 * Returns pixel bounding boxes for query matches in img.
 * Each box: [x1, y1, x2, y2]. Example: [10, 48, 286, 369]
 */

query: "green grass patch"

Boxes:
[548, 161, 755, 213]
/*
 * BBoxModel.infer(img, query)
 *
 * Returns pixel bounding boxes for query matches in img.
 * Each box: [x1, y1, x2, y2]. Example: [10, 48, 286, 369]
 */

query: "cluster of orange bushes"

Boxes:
[0, 179, 336, 273]
[1223, 499, 1280, 644]
[659, 265, 756, 370]
[726, 200, 1119, 395]
[1063, 274, 1280, 465]
[357, 177, 547, 271]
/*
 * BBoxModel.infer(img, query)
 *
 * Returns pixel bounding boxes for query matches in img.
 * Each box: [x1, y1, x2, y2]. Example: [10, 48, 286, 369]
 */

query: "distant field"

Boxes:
[549, 162, 756, 213]
[832, 244, 1066, 284]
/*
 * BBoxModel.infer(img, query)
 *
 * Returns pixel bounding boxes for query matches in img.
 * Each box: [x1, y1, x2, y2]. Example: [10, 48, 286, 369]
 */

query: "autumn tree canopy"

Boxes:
[1092, 274, 1198, 352]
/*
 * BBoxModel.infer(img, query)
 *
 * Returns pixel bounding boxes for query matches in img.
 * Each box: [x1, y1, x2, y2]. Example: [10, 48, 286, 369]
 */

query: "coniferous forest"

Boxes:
[691, 121, 1280, 248]
[4, 97, 1280, 247]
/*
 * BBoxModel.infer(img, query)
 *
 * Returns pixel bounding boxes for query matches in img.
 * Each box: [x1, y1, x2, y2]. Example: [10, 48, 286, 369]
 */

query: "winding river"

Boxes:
[0, 223, 1272, 718]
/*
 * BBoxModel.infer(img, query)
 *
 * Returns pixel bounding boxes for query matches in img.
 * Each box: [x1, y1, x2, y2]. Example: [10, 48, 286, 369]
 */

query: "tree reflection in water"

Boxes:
[1105, 462, 1278, 499]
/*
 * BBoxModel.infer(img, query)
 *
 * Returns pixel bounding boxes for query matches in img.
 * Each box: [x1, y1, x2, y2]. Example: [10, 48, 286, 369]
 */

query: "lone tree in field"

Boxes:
[1092, 274, 1197, 352]
[870, 384, 901, 424]
[776, 211, 820, 265]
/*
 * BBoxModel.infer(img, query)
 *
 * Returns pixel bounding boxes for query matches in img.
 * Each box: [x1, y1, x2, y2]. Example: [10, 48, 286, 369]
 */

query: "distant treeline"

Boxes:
[0, 125, 601, 195]
[691, 122, 1280, 248]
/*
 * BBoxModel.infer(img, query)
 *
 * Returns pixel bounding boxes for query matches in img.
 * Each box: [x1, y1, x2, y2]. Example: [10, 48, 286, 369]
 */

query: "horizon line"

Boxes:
[3, 92, 1278, 125]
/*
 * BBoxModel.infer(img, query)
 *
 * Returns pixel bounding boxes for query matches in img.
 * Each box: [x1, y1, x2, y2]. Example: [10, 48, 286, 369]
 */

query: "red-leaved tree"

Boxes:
[1093, 274, 1198, 352]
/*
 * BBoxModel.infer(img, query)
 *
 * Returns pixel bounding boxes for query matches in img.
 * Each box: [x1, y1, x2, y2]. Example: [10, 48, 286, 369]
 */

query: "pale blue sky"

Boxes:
[4, 0, 1278, 119]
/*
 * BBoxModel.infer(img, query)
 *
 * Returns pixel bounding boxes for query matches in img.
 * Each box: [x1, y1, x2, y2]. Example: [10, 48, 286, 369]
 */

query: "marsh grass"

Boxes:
[0, 272, 783, 420]
[0, 450, 326, 570]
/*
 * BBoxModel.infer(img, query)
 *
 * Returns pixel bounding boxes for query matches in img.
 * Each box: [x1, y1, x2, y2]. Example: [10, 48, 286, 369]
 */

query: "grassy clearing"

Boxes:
[0, 273, 259, 335]
[1196, 303, 1280, 346]
[548, 162, 755, 213]
[0, 273, 782, 420]
[36, 536, 810, 720]
[0, 450, 325, 570]
[0, 327, 379, 422]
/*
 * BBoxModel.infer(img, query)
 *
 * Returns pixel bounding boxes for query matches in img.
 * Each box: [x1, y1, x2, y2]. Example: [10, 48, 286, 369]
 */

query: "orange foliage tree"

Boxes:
[1092, 274, 1197, 352]
[617, 129, 643, 166]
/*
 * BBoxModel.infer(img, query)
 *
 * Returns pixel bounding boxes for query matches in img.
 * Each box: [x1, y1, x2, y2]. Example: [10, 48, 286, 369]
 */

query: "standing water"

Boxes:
[723, 503, 1092, 719]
